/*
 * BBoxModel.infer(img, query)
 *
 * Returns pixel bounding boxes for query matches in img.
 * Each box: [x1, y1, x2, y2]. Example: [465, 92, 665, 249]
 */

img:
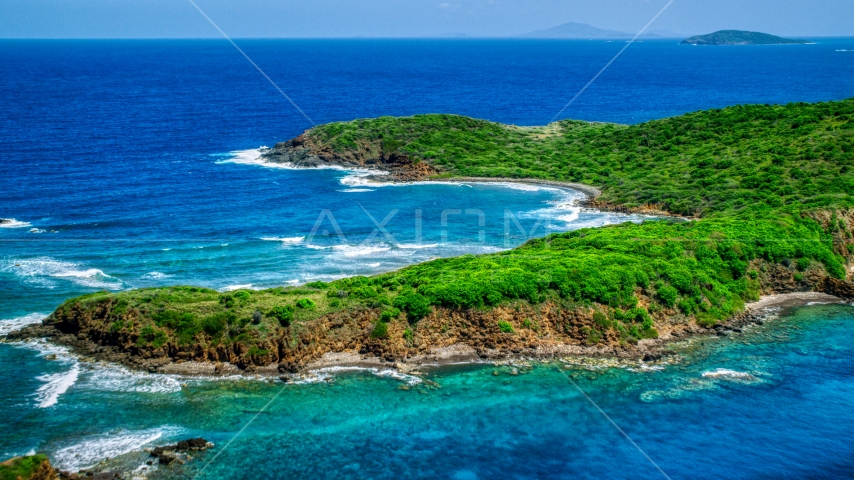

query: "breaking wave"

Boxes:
[0, 313, 47, 336]
[260, 236, 305, 244]
[0, 218, 31, 228]
[52, 428, 175, 472]
[35, 365, 80, 408]
[0, 257, 125, 290]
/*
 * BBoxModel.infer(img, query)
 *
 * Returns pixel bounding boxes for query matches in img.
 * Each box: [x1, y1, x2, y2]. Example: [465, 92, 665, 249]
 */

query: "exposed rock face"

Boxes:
[10, 252, 852, 376]
[823, 277, 854, 299]
[262, 133, 437, 181]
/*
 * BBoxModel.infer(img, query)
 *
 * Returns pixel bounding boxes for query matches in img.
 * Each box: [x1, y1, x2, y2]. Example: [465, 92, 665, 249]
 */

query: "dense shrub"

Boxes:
[498, 320, 514, 333]
[379, 308, 401, 323]
[137, 326, 167, 348]
[370, 321, 389, 339]
[393, 292, 432, 323]
[295, 298, 316, 309]
[656, 285, 679, 308]
[269, 305, 295, 327]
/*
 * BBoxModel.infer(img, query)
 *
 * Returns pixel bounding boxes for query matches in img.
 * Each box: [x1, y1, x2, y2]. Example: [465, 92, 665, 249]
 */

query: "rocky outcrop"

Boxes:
[823, 277, 854, 299]
[262, 133, 437, 181]
[0, 455, 58, 480]
[148, 438, 213, 466]
[11, 253, 852, 377]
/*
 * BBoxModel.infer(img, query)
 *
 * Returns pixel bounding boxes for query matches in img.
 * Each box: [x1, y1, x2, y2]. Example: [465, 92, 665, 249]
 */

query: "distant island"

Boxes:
[681, 30, 808, 45]
[523, 22, 684, 39]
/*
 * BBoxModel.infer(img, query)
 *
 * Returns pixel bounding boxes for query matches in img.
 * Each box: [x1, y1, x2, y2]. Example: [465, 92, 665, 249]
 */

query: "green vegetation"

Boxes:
[370, 321, 389, 339]
[0, 454, 50, 480]
[52, 100, 854, 351]
[681, 30, 808, 46]
[295, 298, 316, 309]
[498, 320, 515, 334]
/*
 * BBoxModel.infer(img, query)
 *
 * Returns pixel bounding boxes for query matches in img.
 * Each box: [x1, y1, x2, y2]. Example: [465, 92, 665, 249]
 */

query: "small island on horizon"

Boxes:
[681, 30, 809, 45]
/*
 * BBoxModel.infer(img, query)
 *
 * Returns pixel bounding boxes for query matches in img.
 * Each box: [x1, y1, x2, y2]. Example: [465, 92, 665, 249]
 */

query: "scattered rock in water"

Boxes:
[149, 438, 213, 467]
[45, 354, 57, 360]
[90, 471, 123, 479]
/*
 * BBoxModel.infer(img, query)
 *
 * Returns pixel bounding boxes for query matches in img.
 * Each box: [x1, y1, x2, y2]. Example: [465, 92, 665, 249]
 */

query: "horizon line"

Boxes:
[2, 34, 853, 40]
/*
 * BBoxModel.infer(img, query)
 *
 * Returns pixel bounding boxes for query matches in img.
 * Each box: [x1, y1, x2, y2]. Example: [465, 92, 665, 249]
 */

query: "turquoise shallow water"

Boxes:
[2, 303, 853, 479]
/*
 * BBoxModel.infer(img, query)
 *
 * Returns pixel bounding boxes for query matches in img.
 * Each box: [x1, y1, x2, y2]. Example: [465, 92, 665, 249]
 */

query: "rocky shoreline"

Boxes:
[5, 290, 850, 379]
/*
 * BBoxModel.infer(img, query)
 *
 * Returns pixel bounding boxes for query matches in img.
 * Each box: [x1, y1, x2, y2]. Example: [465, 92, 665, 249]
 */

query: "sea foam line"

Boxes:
[52, 428, 174, 472]
[35, 365, 80, 408]
[260, 236, 305, 244]
[1, 257, 124, 290]
[289, 366, 423, 386]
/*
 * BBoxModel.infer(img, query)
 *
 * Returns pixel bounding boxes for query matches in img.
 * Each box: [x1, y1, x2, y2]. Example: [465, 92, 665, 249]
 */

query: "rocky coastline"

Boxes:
[6, 280, 852, 379]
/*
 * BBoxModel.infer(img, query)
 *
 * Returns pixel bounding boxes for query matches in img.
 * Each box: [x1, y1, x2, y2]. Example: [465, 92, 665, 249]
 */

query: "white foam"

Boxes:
[29, 228, 46, 234]
[0, 257, 124, 290]
[84, 365, 182, 394]
[332, 244, 391, 257]
[52, 428, 170, 472]
[35, 365, 79, 408]
[0, 313, 47, 336]
[701, 368, 756, 380]
[397, 243, 439, 249]
[220, 284, 253, 292]
[486, 182, 565, 193]
[290, 366, 423, 386]
[260, 236, 305, 244]
[0, 218, 31, 228]
[338, 169, 391, 187]
[219, 148, 356, 171]
[371, 369, 423, 386]
[142, 271, 168, 279]
[338, 188, 375, 193]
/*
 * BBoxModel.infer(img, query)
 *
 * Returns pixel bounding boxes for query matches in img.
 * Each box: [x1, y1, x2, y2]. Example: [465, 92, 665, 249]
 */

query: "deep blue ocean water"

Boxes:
[2, 39, 854, 478]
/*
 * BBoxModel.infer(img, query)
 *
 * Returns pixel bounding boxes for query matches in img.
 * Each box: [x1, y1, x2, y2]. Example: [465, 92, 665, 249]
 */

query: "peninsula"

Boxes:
[681, 30, 808, 45]
[12, 99, 854, 374]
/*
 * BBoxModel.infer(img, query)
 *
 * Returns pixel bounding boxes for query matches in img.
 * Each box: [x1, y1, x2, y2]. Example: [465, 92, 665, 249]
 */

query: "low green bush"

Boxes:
[295, 298, 316, 309]
[370, 321, 389, 339]
[0, 454, 50, 480]
[269, 305, 295, 327]
[393, 291, 432, 323]
[137, 326, 167, 348]
[379, 308, 401, 323]
[498, 320, 514, 333]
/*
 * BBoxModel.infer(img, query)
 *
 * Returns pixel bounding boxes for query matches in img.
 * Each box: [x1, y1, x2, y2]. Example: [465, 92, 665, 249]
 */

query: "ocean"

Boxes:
[1, 38, 854, 478]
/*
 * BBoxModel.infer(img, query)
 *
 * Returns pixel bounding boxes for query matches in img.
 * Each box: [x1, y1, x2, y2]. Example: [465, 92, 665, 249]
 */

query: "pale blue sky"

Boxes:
[1, 0, 853, 38]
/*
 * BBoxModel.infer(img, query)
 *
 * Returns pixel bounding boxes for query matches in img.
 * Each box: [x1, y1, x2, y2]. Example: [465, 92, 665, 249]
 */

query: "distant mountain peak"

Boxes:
[522, 22, 685, 39]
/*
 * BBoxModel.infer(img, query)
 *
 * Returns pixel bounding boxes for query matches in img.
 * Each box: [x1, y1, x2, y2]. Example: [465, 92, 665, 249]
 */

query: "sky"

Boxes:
[1, 0, 853, 38]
